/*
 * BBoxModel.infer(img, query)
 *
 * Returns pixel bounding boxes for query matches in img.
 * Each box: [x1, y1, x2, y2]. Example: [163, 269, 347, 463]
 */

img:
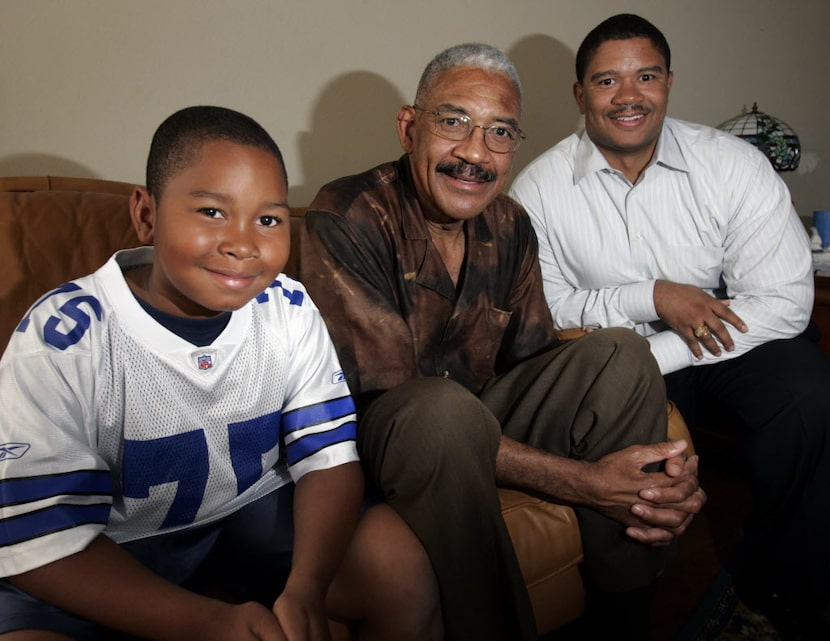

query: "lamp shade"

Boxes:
[717, 103, 800, 172]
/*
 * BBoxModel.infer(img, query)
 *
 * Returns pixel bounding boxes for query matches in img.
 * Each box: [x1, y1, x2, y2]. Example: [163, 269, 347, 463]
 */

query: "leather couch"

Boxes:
[0, 176, 693, 638]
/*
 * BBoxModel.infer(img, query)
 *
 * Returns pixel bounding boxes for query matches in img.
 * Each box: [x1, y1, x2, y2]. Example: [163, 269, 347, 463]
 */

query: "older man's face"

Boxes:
[397, 66, 521, 224]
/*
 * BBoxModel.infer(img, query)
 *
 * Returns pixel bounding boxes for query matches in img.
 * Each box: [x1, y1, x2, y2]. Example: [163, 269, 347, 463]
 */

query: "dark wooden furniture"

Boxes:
[812, 275, 830, 356]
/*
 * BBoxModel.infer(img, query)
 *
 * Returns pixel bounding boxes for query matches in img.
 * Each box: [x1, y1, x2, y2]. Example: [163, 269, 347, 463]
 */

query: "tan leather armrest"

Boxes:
[666, 400, 695, 456]
[555, 328, 588, 342]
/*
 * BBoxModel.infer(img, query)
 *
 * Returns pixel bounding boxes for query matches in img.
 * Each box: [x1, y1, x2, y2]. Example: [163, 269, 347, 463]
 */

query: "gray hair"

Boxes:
[414, 43, 522, 106]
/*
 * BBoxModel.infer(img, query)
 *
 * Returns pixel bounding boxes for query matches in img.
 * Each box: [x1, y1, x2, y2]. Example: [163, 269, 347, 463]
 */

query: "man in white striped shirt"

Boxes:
[511, 13, 830, 641]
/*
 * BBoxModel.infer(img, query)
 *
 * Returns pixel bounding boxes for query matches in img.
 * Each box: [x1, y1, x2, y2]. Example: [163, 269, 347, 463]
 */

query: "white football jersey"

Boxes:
[0, 247, 358, 577]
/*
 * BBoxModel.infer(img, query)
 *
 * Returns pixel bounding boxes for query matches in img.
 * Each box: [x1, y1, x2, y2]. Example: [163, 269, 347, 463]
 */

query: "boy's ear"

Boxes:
[129, 187, 156, 244]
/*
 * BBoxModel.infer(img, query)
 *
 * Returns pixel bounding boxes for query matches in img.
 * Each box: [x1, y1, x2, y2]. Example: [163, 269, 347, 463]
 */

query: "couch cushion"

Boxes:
[0, 190, 142, 350]
[499, 488, 584, 632]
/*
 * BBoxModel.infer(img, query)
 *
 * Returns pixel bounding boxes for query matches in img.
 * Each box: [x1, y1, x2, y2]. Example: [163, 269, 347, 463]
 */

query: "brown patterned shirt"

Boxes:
[300, 157, 557, 407]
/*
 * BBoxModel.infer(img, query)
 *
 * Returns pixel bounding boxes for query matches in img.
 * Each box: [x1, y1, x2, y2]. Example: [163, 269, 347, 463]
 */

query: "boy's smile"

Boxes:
[128, 139, 291, 318]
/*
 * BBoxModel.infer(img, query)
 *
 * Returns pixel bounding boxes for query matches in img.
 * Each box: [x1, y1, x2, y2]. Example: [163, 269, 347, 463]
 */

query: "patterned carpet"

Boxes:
[674, 571, 781, 641]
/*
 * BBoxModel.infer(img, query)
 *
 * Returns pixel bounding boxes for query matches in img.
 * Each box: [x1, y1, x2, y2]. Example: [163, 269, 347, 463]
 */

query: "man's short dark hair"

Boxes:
[575, 14, 671, 84]
[146, 105, 286, 198]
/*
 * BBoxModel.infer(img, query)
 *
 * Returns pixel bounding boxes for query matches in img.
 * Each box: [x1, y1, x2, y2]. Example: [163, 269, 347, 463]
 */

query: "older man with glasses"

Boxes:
[300, 43, 705, 641]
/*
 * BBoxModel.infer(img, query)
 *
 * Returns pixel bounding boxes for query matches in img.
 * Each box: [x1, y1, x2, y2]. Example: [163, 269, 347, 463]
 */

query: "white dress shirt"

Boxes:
[510, 118, 813, 374]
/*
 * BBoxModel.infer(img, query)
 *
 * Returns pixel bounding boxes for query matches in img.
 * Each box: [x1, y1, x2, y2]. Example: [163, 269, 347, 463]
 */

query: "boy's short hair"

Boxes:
[146, 105, 287, 198]
[575, 13, 671, 84]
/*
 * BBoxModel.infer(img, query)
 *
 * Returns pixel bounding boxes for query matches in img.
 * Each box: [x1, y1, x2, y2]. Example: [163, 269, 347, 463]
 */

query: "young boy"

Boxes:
[0, 106, 440, 641]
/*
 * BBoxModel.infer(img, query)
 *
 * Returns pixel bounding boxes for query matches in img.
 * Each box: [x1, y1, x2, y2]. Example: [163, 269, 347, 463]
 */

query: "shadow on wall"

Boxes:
[0, 154, 99, 180]
[508, 34, 582, 178]
[290, 37, 581, 207]
[291, 71, 406, 207]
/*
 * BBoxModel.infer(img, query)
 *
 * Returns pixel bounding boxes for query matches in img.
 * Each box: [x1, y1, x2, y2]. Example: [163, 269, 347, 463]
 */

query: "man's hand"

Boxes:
[582, 440, 706, 546]
[627, 451, 707, 545]
[654, 279, 748, 359]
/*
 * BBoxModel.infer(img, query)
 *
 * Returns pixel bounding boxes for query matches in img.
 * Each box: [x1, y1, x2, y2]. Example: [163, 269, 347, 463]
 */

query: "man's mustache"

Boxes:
[607, 104, 651, 118]
[436, 161, 497, 183]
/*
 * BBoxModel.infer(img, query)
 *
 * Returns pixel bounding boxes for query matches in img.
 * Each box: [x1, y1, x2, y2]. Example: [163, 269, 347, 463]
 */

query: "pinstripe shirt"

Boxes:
[510, 118, 813, 374]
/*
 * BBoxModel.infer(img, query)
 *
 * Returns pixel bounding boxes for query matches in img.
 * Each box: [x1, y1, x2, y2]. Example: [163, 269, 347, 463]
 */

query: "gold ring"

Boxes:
[693, 325, 710, 338]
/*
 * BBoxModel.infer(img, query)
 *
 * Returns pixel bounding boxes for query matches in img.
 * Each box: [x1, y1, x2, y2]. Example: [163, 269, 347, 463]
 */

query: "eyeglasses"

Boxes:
[411, 105, 525, 154]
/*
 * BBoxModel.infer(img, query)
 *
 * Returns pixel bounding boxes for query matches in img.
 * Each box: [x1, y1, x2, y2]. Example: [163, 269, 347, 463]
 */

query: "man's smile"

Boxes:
[607, 105, 651, 125]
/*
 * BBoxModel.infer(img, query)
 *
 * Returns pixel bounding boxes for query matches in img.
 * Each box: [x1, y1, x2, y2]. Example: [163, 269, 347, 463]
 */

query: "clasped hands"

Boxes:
[585, 439, 706, 546]
[217, 588, 329, 641]
[654, 280, 748, 360]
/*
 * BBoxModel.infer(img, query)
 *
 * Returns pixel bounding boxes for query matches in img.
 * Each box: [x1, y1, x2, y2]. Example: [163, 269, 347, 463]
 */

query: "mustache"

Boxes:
[607, 104, 650, 118]
[436, 161, 497, 183]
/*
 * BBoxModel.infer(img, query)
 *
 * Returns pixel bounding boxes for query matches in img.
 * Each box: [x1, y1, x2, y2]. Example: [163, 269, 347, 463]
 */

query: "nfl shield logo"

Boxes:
[197, 354, 213, 370]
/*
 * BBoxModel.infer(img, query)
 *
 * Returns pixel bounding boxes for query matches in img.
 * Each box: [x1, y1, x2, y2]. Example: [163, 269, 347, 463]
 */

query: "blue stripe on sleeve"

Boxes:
[0, 471, 112, 508]
[255, 279, 305, 307]
[279, 285, 305, 307]
[282, 396, 356, 434]
[15, 282, 82, 334]
[0, 503, 111, 547]
[285, 421, 357, 467]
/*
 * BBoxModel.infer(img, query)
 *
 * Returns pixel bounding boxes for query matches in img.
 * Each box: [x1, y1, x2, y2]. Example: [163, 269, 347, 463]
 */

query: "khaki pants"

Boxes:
[358, 328, 670, 641]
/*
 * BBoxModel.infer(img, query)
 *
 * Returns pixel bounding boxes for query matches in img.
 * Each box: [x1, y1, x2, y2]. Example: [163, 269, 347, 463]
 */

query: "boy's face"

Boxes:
[130, 139, 291, 318]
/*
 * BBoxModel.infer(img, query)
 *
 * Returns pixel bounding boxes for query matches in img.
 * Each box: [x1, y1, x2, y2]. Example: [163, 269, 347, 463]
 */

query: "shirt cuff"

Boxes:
[619, 280, 659, 324]
[646, 331, 695, 375]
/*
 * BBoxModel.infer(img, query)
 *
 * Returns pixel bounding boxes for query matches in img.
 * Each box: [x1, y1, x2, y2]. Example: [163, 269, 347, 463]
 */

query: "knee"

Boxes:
[352, 505, 443, 640]
[786, 376, 830, 451]
[591, 327, 662, 370]
[588, 327, 653, 359]
[361, 378, 500, 458]
[376, 535, 442, 640]
[358, 378, 500, 497]
[750, 342, 830, 433]
[574, 327, 663, 387]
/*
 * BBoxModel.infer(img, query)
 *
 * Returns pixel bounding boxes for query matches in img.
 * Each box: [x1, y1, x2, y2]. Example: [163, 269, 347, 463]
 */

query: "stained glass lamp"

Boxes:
[717, 103, 800, 172]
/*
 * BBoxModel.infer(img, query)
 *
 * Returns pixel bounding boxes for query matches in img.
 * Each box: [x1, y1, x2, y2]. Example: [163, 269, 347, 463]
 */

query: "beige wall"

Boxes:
[1, 1, 828, 217]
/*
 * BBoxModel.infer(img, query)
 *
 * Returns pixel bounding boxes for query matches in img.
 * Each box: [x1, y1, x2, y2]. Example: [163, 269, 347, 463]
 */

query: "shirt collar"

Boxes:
[573, 118, 689, 184]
